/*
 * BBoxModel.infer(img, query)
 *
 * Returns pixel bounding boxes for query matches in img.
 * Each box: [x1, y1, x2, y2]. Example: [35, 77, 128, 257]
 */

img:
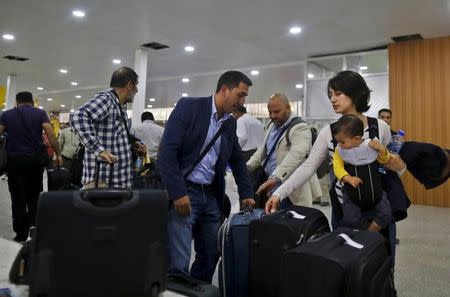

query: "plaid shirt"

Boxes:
[70, 89, 133, 188]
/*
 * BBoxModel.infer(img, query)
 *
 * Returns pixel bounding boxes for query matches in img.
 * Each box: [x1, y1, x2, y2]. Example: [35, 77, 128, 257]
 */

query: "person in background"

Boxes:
[378, 108, 397, 136]
[132, 111, 164, 160]
[58, 123, 80, 169]
[0, 91, 62, 242]
[70, 67, 145, 189]
[247, 93, 321, 208]
[232, 105, 264, 163]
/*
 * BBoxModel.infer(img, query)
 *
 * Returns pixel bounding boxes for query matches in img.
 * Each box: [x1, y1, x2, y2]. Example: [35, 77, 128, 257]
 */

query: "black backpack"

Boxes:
[330, 117, 384, 211]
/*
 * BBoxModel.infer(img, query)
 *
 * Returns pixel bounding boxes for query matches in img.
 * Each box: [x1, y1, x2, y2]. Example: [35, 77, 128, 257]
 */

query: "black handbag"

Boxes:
[0, 135, 7, 173]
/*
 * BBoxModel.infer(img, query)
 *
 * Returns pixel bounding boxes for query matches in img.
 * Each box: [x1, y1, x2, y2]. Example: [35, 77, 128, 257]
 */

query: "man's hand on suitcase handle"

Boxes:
[241, 198, 256, 209]
[174, 195, 192, 216]
[99, 150, 118, 164]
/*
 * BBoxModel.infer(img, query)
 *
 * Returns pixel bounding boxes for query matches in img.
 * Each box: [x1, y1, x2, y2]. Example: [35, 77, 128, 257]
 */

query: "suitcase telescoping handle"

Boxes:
[94, 159, 114, 188]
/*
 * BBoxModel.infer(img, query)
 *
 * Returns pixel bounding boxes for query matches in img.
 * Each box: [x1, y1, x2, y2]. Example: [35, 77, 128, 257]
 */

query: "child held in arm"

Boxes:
[332, 115, 392, 232]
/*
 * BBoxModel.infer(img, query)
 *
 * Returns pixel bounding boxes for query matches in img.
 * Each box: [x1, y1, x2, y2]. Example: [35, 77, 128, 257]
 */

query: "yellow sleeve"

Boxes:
[377, 149, 391, 164]
[333, 149, 349, 181]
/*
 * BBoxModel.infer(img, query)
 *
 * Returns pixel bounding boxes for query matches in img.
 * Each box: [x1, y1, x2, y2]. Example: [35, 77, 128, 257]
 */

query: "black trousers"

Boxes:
[7, 154, 44, 237]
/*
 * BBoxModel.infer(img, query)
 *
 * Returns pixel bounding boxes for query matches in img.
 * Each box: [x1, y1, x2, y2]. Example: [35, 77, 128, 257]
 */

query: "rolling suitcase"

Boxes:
[248, 205, 330, 297]
[29, 160, 169, 297]
[279, 227, 395, 297]
[218, 208, 265, 297]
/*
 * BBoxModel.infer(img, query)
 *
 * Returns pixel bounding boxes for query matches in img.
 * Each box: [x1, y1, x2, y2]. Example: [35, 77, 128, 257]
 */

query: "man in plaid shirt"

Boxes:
[70, 67, 145, 188]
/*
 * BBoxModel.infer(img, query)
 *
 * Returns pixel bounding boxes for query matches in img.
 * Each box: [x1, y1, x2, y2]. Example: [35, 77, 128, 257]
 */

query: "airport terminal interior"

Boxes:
[1, 0, 450, 296]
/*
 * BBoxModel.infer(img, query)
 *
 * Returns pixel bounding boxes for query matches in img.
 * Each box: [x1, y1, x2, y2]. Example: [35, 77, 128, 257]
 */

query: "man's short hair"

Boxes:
[16, 91, 34, 104]
[110, 67, 139, 88]
[331, 114, 364, 138]
[235, 105, 247, 114]
[141, 111, 154, 122]
[378, 108, 392, 116]
[215, 71, 252, 93]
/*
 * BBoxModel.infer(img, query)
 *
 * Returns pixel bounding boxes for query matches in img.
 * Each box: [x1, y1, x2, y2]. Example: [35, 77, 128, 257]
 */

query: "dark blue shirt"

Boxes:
[0, 105, 49, 155]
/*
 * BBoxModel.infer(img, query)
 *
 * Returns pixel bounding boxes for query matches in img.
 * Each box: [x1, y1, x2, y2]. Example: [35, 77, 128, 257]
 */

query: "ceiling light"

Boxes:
[296, 84, 304, 89]
[149, 98, 156, 102]
[147, 104, 153, 108]
[251, 70, 259, 76]
[75, 95, 81, 99]
[47, 98, 53, 101]
[182, 93, 188, 97]
[112, 59, 121, 64]
[37, 87, 44, 91]
[72, 10, 86, 18]
[307, 73, 315, 79]
[70, 109, 75, 113]
[60, 104, 66, 108]
[2, 34, 15, 40]
[70, 81, 78, 86]
[359, 66, 368, 71]
[38, 106, 43, 109]
[289, 26, 302, 35]
[59, 69, 68, 74]
[182, 78, 190, 83]
[184, 45, 195, 52]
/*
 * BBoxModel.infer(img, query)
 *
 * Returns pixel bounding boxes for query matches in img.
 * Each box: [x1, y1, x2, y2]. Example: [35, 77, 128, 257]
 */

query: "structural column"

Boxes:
[131, 48, 148, 128]
[5, 74, 17, 110]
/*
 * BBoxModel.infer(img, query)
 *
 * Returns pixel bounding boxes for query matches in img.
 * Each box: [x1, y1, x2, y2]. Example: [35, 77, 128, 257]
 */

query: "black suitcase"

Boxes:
[279, 227, 395, 297]
[47, 166, 77, 191]
[29, 161, 169, 297]
[248, 205, 330, 297]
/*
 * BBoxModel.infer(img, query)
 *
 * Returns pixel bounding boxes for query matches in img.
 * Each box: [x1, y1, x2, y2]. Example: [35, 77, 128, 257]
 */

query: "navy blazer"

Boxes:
[158, 96, 253, 210]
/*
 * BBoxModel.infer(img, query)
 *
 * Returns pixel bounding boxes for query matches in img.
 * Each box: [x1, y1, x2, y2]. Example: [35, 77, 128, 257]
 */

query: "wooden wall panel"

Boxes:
[389, 36, 450, 207]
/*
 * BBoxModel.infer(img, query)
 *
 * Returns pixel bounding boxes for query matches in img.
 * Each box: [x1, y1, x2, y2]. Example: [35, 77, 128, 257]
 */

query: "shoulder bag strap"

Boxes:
[183, 118, 230, 179]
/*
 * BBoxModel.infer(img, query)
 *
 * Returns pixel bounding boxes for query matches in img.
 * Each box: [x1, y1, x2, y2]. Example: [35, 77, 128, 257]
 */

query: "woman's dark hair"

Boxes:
[327, 70, 371, 113]
[331, 114, 364, 138]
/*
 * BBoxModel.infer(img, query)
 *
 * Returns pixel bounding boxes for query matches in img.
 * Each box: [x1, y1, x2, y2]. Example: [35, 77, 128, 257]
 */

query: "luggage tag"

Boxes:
[288, 211, 305, 219]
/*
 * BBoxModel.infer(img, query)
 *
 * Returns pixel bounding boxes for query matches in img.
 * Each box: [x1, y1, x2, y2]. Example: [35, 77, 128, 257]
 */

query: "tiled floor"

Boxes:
[1, 174, 450, 296]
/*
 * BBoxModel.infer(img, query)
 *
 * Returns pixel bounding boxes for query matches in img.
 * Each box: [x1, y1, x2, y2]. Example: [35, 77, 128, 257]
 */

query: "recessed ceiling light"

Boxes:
[60, 104, 66, 108]
[2, 34, 15, 40]
[359, 66, 368, 70]
[251, 70, 259, 76]
[75, 95, 81, 99]
[70, 109, 75, 113]
[182, 93, 188, 97]
[38, 106, 43, 109]
[184, 45, 195, 52]
[70, 81, 78, 86]
[307, 73, 315, 79]
[147, 104, 153, 108]
[289, 26, 302, 35]
[59, 69, 68, 74]
[182, 78, 190, 83]
[47, 98, 53, 101]
[149, 98, 156, 102]
[296, 84, 304, 89]
[112, 59, 121, 64]
[72, 10, 86, 18]
[37, 87, 44, 91]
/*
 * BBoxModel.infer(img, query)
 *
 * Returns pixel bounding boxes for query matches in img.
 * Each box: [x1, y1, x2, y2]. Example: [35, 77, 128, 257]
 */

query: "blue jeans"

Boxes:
[167, 184, 222, 283]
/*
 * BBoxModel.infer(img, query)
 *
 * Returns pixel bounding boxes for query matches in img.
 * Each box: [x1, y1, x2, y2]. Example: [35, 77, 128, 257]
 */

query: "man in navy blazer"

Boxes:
[159, 71, 255, 282]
